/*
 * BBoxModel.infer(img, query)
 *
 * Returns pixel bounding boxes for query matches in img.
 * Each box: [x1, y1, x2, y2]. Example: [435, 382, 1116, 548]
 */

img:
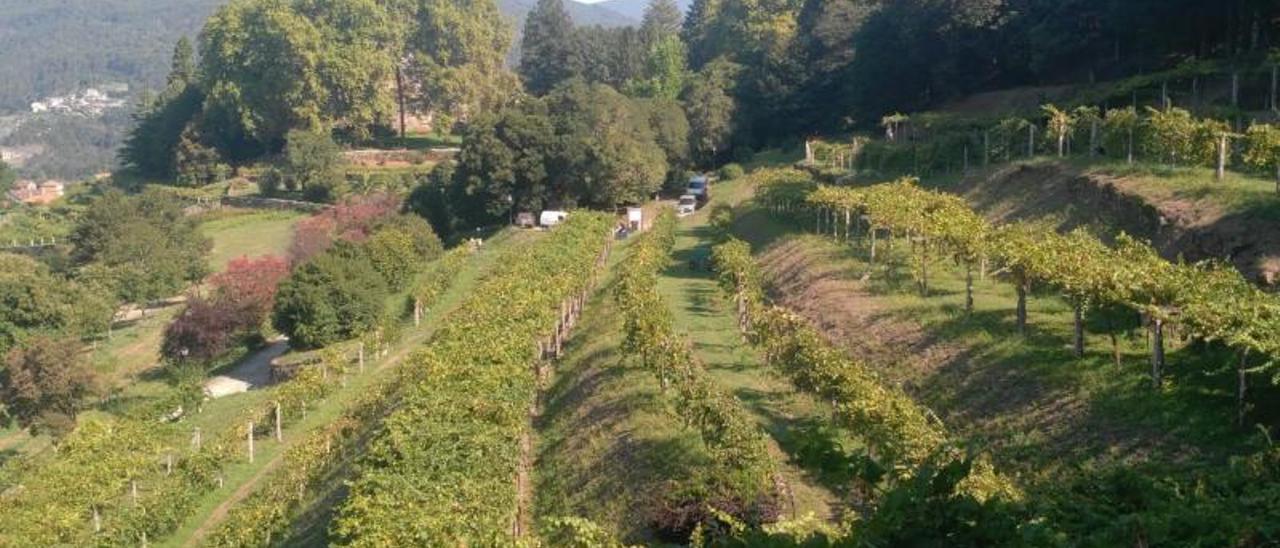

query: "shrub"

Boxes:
[375, 214, 443, 259]
[362, 228, 419, 290]
[718, 163, 744, 180]
[272, 244, 388, 349]
[1, 335, 99, 437]
[161, 297, 244, 364]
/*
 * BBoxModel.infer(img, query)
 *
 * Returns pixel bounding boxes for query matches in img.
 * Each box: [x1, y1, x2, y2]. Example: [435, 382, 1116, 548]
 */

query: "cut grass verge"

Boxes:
[200, 210, 305, 271]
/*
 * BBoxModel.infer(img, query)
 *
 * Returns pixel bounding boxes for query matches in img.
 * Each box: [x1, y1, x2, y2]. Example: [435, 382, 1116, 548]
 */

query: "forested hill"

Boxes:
[588, 0, 690, 22]
[0, 0, 631, 113]
[0, 0, 220, 112]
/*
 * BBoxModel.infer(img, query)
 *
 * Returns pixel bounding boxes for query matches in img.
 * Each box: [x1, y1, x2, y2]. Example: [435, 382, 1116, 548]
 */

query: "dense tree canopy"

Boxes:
[0, 335, 99, 437]
[0, 254, 112, 356]
[69, 189, 210, 305]
[438, 80, 677, 230]
[520, 0, 581, 95]
[272, 241, 388, 349]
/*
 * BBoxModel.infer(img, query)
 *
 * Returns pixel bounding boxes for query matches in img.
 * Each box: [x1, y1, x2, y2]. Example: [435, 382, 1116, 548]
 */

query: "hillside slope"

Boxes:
[924, 160, 1280, 286]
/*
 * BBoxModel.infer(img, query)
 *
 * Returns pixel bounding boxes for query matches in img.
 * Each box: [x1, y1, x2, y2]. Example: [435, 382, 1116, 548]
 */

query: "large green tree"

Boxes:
[69, 190, 210, 306]
[271, 241, 388, 349]
[520, 0, 580, 95]
[682, 58, 740, 165]
[120, 37, 206, 180]
[0, 335, 99, 437]
[452, 101, 558, 220]
[198, 0, 396, 152]
[406, 0, 518, 131]
[549, 81, 668, 206]
[0, 254, 112, 356]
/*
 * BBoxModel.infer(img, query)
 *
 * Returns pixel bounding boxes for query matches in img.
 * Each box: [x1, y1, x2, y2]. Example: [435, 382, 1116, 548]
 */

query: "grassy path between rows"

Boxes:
[654, 182, 843, 521]
[160, 229, 528, 547]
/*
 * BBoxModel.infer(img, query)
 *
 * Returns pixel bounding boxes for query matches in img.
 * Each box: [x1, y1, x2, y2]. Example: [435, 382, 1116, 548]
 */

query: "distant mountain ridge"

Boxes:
[585, 0, 691, 24]
[0, 0, 634, 179]
[0, 0, 634, 114]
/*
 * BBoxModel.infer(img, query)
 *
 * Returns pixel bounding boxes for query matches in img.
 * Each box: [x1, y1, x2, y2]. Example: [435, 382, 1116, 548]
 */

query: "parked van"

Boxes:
[677, 195, 697, 216]
[539, 210, 568, 227]
[686, 175, 710, 205]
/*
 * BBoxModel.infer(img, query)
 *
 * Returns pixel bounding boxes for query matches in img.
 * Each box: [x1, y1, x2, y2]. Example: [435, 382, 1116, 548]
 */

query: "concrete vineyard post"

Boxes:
[275, 402, 283, 442]
[1218, 133, 1228, 180]
[248, 421, 255, 463]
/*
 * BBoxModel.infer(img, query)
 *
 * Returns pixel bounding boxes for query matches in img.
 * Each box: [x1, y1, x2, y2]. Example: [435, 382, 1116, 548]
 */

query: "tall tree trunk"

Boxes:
[1232, 71, 1240, 107]
[1028, 125, 1036, 157]
[395, 65, 407, 140]
[1126, 126, 1134, 164]
[1271, 64, 1278, 112]
[1073, 301, 1085, 358]
[1237, 350, 1249, 427]
[1150, 317, 1165, 389]
[1057, 133, 1065, 157]
[984, 131, 990, 166]
[964, 263, 974, 316]
[1090, 120, 1099, 156]
[1015, 273, 1029, 336]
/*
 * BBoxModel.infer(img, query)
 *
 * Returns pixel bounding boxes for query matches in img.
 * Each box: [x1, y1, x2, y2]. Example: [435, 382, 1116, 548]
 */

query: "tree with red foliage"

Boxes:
[209, 255, 291, 321]
[161, 297, 243, 364]
[287, 193, 401, 264]
[163, 255, 291, 366]
[289, 214, 337, 265]
[330, 192, 400, 237]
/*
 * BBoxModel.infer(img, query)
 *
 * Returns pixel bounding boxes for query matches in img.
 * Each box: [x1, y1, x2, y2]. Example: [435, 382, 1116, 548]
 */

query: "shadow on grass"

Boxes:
[730, 386, 861, 500]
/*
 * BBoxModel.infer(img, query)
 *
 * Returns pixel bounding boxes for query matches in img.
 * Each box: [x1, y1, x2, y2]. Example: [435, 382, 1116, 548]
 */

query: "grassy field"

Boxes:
[725, 170, 1265, 487]
[200, 210, 305, 271]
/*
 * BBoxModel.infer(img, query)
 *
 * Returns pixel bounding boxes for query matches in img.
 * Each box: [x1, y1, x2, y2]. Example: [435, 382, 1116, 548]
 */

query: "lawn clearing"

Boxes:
[200, 210, 305, 271]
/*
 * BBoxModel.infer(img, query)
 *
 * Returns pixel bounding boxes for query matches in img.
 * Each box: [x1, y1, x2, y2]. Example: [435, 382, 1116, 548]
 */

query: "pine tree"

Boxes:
[641, 0, 683, 46]
[520, 0, 579, 95]
[167, 37, 195, 89]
